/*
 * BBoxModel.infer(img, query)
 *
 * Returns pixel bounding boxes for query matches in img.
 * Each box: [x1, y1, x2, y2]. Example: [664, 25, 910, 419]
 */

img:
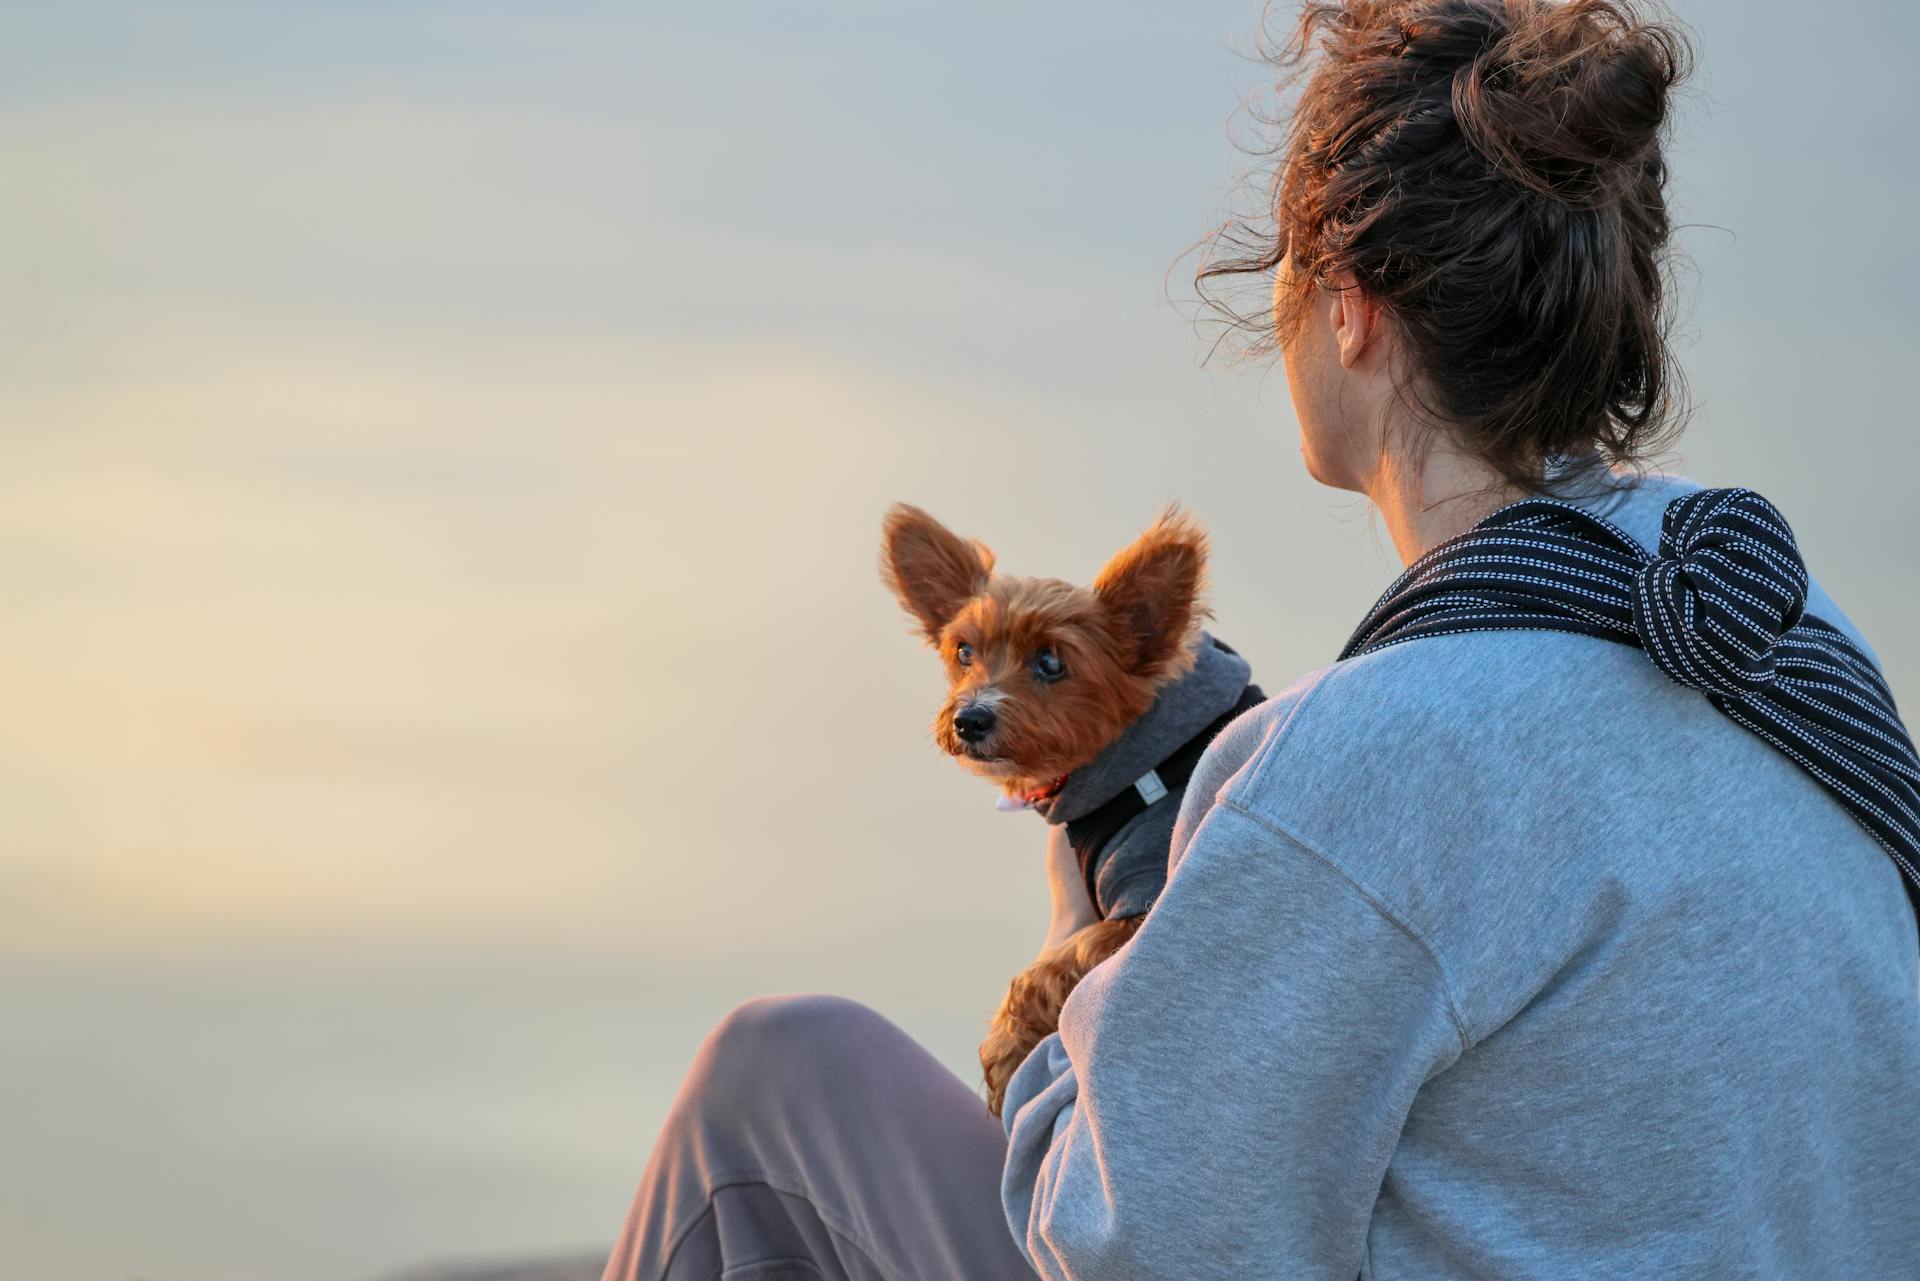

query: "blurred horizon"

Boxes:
[3, 3, 1915, 1279]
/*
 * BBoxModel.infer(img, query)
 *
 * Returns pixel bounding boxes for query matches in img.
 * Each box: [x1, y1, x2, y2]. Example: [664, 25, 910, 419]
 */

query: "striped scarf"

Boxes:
[1338, 486, 1920, 931]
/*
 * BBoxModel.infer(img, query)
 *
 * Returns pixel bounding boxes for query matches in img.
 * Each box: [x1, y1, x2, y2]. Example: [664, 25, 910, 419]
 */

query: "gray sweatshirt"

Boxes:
[999, 470, 1920, 1279]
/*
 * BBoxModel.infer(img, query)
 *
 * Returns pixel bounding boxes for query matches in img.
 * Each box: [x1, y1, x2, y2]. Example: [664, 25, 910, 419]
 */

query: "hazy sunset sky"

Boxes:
[4, 3, 1915, 1279]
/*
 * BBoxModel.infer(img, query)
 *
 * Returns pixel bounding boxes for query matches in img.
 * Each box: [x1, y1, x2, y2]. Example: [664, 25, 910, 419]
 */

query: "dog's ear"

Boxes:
[1093, 502, 1210, 679]
[879, 503, 996, 643]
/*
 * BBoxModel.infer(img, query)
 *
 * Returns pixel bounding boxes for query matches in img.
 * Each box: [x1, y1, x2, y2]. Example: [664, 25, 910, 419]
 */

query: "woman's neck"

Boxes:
[1366, 443, 1536, 568]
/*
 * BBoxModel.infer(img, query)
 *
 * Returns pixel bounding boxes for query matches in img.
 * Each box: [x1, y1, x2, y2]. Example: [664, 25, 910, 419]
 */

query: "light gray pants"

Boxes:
[601, 993, 1043, 1281]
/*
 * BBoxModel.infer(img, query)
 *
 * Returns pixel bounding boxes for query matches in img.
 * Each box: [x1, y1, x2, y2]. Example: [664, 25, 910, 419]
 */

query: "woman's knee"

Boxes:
[714, 992, 885, 1052]
[685, 993, 900, 1115]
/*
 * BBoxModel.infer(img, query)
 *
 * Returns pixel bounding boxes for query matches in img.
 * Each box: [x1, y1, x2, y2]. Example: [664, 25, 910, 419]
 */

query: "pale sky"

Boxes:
[3, 3, 1916, 1279]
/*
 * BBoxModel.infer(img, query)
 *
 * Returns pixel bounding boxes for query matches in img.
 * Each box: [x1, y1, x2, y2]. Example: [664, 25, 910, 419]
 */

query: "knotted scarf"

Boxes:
[1339, 486, 1920, 931]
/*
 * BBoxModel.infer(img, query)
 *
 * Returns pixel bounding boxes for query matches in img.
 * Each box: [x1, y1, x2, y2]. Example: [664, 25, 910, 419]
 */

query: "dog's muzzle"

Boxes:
[952, 704, 996, 744]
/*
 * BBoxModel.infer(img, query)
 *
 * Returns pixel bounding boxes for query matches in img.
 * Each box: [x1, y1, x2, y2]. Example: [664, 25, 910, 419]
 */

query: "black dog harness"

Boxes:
[1067, 679, 1267, 913]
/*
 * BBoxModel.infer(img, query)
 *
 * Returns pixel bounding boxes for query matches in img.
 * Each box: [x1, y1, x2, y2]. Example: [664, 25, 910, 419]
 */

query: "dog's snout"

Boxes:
[953, 704, 996, 743]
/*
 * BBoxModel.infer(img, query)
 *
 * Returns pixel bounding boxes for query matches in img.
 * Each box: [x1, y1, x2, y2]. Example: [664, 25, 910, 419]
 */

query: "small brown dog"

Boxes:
[879, 501, 1228, 1116]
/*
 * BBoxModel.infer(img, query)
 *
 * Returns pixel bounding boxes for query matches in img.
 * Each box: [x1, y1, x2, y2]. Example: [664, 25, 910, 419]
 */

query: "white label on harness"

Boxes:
[1134, 770, 1168, 806]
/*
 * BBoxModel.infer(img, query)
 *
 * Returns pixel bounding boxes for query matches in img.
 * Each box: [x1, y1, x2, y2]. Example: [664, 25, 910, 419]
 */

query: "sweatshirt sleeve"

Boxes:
[998, 797, 1470, 1280]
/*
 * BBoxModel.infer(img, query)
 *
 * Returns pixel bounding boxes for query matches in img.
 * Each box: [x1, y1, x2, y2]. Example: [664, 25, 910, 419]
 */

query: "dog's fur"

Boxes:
[880, 502, 1211, 1115]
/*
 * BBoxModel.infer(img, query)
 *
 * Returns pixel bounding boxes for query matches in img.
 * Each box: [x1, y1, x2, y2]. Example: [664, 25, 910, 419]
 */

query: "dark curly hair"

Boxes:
[1198, 0, 1697, 496]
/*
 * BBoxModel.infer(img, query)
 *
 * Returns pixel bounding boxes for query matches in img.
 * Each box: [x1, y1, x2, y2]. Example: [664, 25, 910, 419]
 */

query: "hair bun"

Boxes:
[1451, 0, 1689, 209]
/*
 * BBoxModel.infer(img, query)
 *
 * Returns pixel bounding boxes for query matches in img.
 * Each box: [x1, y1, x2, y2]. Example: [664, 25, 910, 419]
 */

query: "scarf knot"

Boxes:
[1631, 487, 1811, 702]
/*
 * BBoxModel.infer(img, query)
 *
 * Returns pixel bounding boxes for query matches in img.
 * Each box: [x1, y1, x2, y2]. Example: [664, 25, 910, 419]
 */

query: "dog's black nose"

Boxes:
[953, 705, 996, 743]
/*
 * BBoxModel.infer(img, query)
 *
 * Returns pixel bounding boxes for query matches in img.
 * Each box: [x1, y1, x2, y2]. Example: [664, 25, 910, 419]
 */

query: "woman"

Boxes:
[604, 1, 1920, 1277]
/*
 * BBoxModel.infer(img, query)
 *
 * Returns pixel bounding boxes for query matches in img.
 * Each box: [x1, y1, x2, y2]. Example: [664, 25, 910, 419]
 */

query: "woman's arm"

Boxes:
[998, 797, 1469, 1280]
[1037, 822, 1100, 958]
[979, 824, 1137, 1118]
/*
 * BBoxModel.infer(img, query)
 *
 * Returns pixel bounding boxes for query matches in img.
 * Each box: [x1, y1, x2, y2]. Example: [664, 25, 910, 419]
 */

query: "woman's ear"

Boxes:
[878, 504, 996, 643]
[1093, 503, 1211, 679]
[1331, 276, 1384, 370]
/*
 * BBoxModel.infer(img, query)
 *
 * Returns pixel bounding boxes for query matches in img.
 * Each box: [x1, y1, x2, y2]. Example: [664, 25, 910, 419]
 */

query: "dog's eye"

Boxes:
[955, 642, 974, 668]
[1032, 647, 1066, 682]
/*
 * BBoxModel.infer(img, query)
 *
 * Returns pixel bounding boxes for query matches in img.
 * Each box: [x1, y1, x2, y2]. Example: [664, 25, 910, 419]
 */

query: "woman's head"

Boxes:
[1202, 0, 1695, 499]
